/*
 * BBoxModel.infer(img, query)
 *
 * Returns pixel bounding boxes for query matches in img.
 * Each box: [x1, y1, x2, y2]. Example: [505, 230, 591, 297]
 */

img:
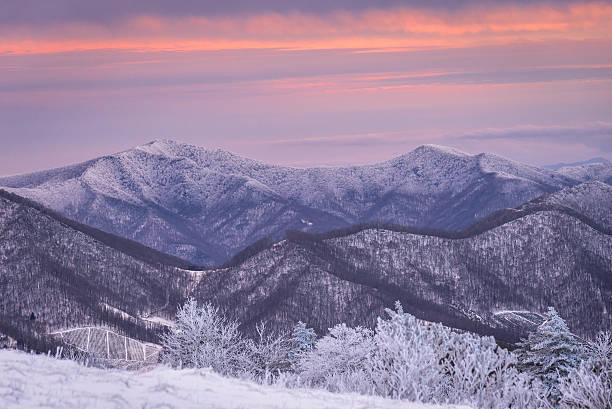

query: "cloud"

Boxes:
[2, 1, 605, 25]
[454, 122, 612, 152]
[249, 123, 612, 153]
[1, 2, 611, 55]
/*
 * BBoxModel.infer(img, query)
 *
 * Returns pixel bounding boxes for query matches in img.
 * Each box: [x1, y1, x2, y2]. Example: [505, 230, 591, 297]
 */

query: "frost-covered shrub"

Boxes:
[298, 323, 375, 393]
[293, 302, 549, 408]
[159, 299, 589, 409]
[559, 331, 612, 409]
[160, 299, 249, 375]
[369, 302, 448, 402]
[443, 331, 548, 408]
[245, 322, 292, 382]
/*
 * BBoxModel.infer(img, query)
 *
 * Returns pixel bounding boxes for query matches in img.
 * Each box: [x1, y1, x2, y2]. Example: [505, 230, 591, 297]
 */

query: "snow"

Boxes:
[0, 350, 470, 409]
[557, 162, 612, 182]
[142, 316, 175, 327]
[100, 302, 136, 322]
[47, 327, 162, 362]
[0, 139, 596, 265]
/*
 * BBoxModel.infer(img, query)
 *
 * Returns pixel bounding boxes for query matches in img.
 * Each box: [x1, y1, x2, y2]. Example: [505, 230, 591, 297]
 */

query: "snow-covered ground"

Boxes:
[0, 350, 470, 409]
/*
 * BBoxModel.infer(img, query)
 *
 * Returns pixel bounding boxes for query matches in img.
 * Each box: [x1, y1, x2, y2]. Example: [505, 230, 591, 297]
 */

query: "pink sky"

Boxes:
[1, 1, 611, 174]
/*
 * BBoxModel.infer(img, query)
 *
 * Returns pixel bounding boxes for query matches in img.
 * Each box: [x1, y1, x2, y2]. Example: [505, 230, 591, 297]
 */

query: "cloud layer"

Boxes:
[0, 1, 611, 174]
[1, 2, 611, 54]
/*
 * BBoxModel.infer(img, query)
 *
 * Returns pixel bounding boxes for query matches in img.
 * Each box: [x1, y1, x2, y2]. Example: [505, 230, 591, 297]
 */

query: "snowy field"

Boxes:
[0, 350, 470, 409]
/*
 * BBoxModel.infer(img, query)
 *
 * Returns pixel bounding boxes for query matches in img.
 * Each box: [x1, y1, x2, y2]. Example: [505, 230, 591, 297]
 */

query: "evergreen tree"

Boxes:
[288, 321, 316, 366]
[29, 312, 35, 321]
[516, 307, 584, 404]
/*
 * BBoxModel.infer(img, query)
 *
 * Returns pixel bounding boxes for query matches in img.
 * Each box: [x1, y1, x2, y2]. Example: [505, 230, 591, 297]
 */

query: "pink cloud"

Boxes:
[1, 2, 611, 55]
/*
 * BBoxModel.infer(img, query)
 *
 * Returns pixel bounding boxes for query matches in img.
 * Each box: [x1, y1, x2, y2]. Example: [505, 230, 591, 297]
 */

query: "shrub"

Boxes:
[560, 331, 612, 409]
[160, 299, 249, 375]
[298, 323, 375, 393]
[246, 322, 292, 382]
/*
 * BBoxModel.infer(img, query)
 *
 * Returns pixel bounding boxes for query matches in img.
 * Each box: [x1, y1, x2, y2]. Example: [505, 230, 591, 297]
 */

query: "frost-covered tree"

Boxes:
[288, 321, 316, 366]
[291, 301, 549, 407]
[443, 330, 548, 408]
[160, 299, 249, 375]
[516, 307, 584, 404]
[298, 323, 375, 392]
[369, 302, 448, 402]
[246, 322, 292, 382]
[560, 331, 612, 409]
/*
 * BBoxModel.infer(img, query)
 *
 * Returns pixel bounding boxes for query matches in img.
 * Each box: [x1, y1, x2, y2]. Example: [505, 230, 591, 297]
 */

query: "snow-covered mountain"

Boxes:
[1, 181, 610, 350]
[0, 140, 586, 265]
[555, 161, 612, 185]
[543, 157, 610, 170]
[0, 189, 194, 350]
[193, 192, 612, 342]
[519, 181, 612, 230]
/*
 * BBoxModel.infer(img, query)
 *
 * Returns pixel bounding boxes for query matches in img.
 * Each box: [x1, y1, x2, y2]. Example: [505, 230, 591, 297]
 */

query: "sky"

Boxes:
[1, 0, 611, 175]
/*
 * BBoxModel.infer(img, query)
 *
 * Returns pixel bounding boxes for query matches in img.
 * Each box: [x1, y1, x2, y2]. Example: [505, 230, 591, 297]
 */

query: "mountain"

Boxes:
[543, 157, 610, 170]
[519, 181, 612, 230]
[555, 161, 612, 185]
[2, 181, 610, 349]
[0, 189, 195, 350]
[192, 187, 612, 343]
[0, 140, 581, 266]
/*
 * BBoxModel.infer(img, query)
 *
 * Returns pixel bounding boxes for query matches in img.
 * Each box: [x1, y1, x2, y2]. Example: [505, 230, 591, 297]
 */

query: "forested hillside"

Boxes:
[0, 190, 195, 350]
[193, 204, 612, 342]
[1, 182, 610, 350]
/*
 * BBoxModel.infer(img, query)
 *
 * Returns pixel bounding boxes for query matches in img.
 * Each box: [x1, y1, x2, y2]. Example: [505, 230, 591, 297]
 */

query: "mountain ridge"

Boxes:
[1, 181, 610, 350]
[216, 181, 612, 269]
[193, 207, 611, 342]
[0, 139, 602, 265]
[543, 157, 610, 170]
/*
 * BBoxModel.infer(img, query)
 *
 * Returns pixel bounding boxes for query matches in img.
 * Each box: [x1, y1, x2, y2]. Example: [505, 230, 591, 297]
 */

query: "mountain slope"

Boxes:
[0, 140, 581, 265]
[192, 202, 612, 342]
[0, 190, 194, 349]
[0, 350, 466, 409]
[556, 161, 612, 185]
[519, 181, 612, 230]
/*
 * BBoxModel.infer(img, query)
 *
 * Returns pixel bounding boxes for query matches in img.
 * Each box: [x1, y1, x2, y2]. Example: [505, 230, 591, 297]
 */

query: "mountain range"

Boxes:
[3, 140, 609, 266]
[543, 157, 610, 171]
[2, 182, 609, 348]
[1, 142, 610, 350]
[193, 181, 612, 343]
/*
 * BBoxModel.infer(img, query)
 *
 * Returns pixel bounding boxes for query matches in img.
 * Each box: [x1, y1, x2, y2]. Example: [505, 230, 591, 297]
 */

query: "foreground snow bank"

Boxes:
[0, 350, 470, 409]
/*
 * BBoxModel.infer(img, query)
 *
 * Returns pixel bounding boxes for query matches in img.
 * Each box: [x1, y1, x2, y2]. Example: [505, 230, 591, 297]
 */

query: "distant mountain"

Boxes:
[556, 161, 612, 185]
[192, 186, 612, 342]
[520, 181, 612, 230]
[0, 140, 582, 266]
[0, 190, 194, 350]
[543, 157, 610, 170]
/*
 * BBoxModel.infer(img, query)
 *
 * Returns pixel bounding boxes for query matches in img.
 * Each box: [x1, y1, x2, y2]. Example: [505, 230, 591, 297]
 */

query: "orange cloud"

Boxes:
[1, 2, 611, 55]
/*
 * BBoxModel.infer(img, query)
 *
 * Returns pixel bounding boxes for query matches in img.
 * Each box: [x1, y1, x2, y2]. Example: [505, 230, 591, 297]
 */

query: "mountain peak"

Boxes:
[135, 139, 241, 160]
[134, 139, 180, 156]
[413, 144, 470, 157]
